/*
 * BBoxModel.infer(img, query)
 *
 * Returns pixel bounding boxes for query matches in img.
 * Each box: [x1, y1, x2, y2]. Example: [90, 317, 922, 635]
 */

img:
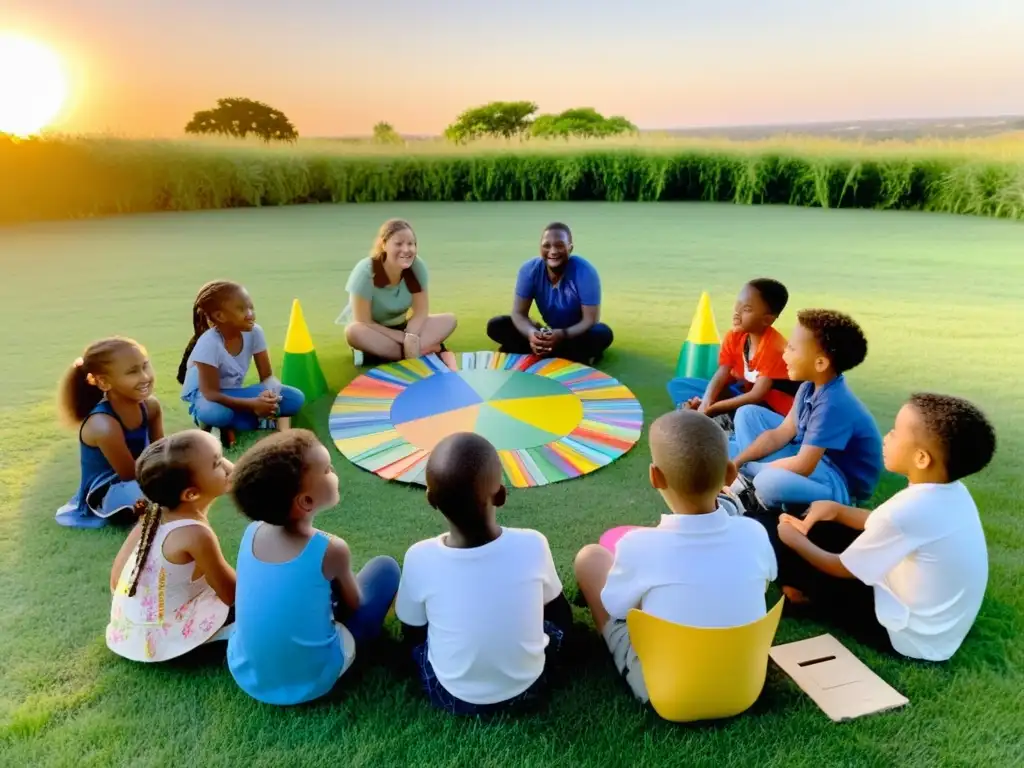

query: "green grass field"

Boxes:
[1, 202, 1022, 767]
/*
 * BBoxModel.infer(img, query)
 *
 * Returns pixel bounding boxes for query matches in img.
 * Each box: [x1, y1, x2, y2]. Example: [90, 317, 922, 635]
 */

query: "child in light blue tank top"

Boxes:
[226, 429, 400, 706]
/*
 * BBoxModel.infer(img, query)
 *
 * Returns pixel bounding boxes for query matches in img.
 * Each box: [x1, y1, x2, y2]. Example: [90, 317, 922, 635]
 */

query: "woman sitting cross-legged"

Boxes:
[338, 218, 457, 368]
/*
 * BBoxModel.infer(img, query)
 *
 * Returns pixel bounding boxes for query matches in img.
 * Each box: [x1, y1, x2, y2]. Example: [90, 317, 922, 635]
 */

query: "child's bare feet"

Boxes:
[782, 586, 811, 605]
[219, 428, 236, 449]
[440, 350, 458, 371]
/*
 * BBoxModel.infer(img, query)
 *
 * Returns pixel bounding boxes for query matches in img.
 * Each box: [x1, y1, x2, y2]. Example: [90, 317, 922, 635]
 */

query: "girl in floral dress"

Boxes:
[106, 430, 237, 662]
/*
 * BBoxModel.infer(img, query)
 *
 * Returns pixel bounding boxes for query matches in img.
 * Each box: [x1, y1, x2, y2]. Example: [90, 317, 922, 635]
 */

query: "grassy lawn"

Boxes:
[1, 202, 1022, 767]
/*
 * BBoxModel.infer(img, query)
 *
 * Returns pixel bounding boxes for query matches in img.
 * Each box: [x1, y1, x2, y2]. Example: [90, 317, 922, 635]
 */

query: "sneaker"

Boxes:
[55, 499, 109, 529]
[732, 475, 770, 517]
[712, 412, 735, 434]
[353, 349, 364, 367]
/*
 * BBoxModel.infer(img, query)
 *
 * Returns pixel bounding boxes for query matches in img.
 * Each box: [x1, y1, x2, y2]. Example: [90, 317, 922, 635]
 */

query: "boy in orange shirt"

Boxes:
[668, 279, 795, 429]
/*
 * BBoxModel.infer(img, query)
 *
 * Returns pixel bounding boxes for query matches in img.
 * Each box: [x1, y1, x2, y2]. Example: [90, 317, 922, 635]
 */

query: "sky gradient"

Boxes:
[5, 0, 1024, 137]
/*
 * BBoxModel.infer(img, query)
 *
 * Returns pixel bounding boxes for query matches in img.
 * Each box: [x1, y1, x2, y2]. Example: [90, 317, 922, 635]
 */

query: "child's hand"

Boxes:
[777, 516, 806, 548]
[682, 397, 701, 411]
[252, 392, 280, 417]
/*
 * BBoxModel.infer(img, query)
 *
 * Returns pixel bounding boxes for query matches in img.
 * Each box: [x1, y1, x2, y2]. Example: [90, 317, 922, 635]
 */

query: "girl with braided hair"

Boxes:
[55, 337, 164, 529]
[107, 430, 236, 663]
[178, 280, 305, 448]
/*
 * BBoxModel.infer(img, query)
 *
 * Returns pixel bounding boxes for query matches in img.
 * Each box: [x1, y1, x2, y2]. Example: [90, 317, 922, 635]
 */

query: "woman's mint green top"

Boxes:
[345, 257, 429, 327]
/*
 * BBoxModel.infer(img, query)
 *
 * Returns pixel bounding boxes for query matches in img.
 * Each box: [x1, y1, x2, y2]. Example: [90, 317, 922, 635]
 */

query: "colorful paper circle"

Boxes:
[329, 351, 644, 488]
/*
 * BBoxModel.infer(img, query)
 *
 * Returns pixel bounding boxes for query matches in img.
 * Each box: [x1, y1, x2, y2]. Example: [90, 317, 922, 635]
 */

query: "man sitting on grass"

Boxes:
[486, 222, 613, 366]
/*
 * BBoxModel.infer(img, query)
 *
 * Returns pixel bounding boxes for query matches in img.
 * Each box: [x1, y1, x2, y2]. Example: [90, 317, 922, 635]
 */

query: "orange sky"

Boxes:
[6, 0, 1024, 137]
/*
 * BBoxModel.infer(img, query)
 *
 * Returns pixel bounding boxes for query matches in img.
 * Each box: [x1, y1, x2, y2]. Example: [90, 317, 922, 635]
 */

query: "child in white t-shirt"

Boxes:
[574, 410, 778, 703]
[775, 393, 996, 661]
[395, 432, 572, 716]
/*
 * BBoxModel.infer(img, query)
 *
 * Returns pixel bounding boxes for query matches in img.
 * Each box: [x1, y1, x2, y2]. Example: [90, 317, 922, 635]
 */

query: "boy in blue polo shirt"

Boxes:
[486, 222, 614, 365]
[730, 309, 883, 509]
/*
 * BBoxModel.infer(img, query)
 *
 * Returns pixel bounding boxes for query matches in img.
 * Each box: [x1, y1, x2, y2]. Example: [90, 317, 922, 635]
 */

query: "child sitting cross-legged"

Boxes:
[226, 430, 401, 706]
[178, 280, 305, 448]
[574, 410, 777, 704]
[395, 432, 573, 716]
[731, 309, 883, 510]
[774, 393, 996, 661]
[668, 278, 795, 428]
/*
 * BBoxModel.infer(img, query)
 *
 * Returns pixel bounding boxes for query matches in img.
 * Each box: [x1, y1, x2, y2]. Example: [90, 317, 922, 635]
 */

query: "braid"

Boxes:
[177, 280, 243, 384]
[127, 499, 163, 597]
[126, 430, 205, 596]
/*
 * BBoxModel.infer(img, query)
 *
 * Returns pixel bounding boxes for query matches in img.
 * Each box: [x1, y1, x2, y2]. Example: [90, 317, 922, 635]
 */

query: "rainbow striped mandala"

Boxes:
[329, 351, 643, 488]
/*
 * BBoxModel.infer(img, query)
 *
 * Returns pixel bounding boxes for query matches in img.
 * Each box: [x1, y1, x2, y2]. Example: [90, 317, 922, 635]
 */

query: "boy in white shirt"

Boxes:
[776, 393, 996, 661]
[395, 432, 572, 716]
[574, 410, 778, 703]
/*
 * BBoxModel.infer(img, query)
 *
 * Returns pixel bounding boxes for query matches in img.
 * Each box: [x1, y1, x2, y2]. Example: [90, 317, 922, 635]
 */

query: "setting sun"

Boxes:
[0, 34, 68, 137]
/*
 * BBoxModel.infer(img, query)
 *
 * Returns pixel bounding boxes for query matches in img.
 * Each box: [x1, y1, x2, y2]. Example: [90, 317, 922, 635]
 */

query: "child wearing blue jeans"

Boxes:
[177, 280, 305, 448]
[226, 430, 400, 706]
[731, 309, 883, 509]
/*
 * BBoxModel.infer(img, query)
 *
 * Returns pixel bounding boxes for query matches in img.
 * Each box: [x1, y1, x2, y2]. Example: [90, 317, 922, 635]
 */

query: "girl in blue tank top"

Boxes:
[56, 338, 164, 529]
[226, 429, 401, 706]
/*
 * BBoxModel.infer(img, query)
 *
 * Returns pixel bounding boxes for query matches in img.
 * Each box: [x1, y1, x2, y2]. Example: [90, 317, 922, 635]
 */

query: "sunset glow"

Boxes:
[0, 34, 68, 136]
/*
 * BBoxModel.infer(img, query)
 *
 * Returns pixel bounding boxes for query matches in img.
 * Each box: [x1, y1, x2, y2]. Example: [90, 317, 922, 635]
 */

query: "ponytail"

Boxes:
[177, 280, 243, 384]
[127, 499, 162, 597]
[58, 338, 145, 425]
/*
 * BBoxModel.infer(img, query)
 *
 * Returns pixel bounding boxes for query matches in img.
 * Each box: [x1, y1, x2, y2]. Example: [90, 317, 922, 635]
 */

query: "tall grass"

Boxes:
[2, 132, 1023, 223]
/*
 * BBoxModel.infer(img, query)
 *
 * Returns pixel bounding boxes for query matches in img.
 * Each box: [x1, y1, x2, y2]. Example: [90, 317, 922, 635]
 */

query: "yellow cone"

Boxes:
[675, 291, 722, 379]
[686, 291, 721, 345]
[281, 299, 328, 401]
[284, 299, 315, 354]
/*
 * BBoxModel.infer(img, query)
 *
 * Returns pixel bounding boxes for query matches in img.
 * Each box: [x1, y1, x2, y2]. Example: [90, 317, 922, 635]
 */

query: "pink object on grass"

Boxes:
[599, 525, 641, 553]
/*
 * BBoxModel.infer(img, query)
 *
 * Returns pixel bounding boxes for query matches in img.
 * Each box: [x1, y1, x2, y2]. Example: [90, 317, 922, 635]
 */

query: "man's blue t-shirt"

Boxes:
[794, 376, 883, 501]
[514, 256, 601, 330]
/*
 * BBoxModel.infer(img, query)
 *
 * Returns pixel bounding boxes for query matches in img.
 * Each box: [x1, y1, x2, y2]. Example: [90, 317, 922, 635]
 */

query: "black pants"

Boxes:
[748, 511, 895, 654]
[486, 316, 613, 364]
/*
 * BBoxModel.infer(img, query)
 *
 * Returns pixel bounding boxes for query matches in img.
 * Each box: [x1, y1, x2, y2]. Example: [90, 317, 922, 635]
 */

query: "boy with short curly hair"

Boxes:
[731, 308, 883, 509]
[774, 393, 996, 661]
[226, 430, 400, 706]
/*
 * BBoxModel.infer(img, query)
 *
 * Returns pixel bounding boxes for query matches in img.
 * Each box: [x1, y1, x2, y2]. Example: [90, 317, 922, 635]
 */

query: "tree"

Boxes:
[184, 98, 298, 143]
[529, 107, 637, 140]
[443, 100, 538, 143]
[372, 121, 403, 144]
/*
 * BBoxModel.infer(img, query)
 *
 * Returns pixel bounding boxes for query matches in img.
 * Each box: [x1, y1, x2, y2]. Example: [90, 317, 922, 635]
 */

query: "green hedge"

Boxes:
[2, 137, 1023, 223]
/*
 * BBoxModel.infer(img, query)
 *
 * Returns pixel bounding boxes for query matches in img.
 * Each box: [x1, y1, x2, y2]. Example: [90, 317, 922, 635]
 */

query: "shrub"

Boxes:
[1, 134, 1023, 223]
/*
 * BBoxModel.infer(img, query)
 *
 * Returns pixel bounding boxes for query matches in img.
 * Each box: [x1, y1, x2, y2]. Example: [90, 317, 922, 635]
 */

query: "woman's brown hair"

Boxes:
[369, 218, 422, 293]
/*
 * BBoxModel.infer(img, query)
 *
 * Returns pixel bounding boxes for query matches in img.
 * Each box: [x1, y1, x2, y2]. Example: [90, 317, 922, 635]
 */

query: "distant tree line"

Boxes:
[183, 98, 637, 145]
[443, 101, 637, 143]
